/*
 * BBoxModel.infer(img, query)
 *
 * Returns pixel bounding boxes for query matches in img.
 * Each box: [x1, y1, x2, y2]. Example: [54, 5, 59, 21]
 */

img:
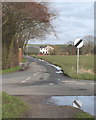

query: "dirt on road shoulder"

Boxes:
[17, 95, 83, 118]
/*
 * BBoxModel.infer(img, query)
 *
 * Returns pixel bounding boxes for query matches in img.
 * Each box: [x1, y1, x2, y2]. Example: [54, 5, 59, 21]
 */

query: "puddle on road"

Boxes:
[46, 96, 95, 116]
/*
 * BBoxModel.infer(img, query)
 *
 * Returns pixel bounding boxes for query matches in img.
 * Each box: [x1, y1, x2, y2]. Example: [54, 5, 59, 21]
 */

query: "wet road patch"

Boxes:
[46, 96, 95, 116]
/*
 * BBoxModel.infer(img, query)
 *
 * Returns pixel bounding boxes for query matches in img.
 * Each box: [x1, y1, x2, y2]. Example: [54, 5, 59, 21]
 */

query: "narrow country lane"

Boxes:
[2, 56, 94, 96]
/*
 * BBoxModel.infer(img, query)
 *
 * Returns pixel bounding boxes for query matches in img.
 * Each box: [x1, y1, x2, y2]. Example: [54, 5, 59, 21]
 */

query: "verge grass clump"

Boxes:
[0, 66, 21, 74]
[2, 92, 28, 118]
[73, 111, 94, 119]
[0, 58, 27, 74]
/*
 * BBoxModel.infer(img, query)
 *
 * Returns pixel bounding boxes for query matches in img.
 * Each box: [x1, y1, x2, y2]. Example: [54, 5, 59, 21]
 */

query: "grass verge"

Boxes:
[73, 111, 94, 119]
[0, 66, 21, 74]
[2, 92, 28, 118]
[32, 55, 95, 80]
[21, 58, 27, 63]
[0, 92, 2, 119]
[1, 58, 28, 74]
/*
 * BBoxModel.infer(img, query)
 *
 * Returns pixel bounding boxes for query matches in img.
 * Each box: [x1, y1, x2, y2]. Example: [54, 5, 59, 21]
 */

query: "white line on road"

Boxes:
[62, 81, 87, 85]
[75, 82, 87, 85]
[58, 79, 61, 81]
[90, 83, 96, 85]
[49, 83, 54, 85]
[22, 72, 40, 83]
[62, 81, 76, 83]
[59, 82, 61, 84]
[22, 77, 31, 83]
[26, 77, 32, 80]
[33, 72, 40, 76]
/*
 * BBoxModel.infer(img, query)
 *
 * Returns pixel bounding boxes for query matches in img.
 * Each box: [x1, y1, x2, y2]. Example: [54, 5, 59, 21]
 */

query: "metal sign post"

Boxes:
[77, 48, 79, 74]
[74, 38, 83, 75]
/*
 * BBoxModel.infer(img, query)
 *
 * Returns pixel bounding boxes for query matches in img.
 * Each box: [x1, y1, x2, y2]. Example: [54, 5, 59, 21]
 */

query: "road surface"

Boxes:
[2, 56, 95, 95]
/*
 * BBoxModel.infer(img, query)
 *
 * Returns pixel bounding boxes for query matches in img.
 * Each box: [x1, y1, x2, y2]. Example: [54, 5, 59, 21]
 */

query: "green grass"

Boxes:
[32, 55, 95, 80]
[21, 58, 27, 63]
[0, 92, 2, 119]
[0, 66, 21, 74]
[28, 44, 68, 47]
[2, 92, 28, 118]
[0, 58, 27, 74]
[73, 111, 94, 119]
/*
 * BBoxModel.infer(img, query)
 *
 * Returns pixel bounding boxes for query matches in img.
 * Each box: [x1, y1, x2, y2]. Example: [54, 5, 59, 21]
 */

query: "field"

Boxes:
[33, 55, 95, 80]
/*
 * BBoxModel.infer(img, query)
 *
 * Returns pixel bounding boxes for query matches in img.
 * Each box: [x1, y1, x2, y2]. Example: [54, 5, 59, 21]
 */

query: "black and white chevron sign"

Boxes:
[74, 38, 83, 48]
[72, 100, 82, 109]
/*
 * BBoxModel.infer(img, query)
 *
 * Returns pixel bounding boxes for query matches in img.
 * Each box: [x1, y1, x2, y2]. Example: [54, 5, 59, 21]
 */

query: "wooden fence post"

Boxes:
[18, 48, 23, 63]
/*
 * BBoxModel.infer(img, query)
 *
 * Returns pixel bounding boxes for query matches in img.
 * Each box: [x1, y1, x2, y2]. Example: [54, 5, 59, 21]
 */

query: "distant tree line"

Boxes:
[50, 35, 95, 55]
[25, 35, 95, 55]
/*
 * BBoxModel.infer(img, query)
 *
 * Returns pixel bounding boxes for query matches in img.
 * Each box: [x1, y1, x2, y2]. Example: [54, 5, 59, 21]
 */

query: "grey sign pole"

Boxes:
[77, 48, 79, 74]
[74, 38, 83, 75]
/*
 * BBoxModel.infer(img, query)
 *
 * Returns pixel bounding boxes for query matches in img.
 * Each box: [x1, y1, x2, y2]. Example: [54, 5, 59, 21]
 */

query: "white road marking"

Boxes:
[75, 82, 86, 85]
[49, 83, 54, 85]
[22, 77, 31, 83]
[59, 82, 61, 84]
[62, 81, 86, 85]
[22, 72, 40, 83]
[90, 83, 96, 85]
[26, 77, 32, 80]
[22, 81, 26, 83]
[58, 79, 61, 81]
[62, 81, 76, 83]
[33, 72, 40, 76]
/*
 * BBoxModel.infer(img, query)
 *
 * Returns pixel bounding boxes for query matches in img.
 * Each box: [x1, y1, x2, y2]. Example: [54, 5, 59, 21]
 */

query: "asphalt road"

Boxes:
[2, 56, 95, 96]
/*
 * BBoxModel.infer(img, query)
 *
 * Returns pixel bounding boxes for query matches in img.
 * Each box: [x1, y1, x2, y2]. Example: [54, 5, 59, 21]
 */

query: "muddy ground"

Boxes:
[17, 95, 83, 118]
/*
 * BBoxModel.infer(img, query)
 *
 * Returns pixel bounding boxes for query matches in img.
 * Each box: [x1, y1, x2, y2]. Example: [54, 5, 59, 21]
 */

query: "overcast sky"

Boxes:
[28, 2, 94, 45]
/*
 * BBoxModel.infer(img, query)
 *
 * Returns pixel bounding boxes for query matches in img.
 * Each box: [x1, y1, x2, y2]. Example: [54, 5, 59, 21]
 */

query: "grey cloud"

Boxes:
[30, 2, 94, 45]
